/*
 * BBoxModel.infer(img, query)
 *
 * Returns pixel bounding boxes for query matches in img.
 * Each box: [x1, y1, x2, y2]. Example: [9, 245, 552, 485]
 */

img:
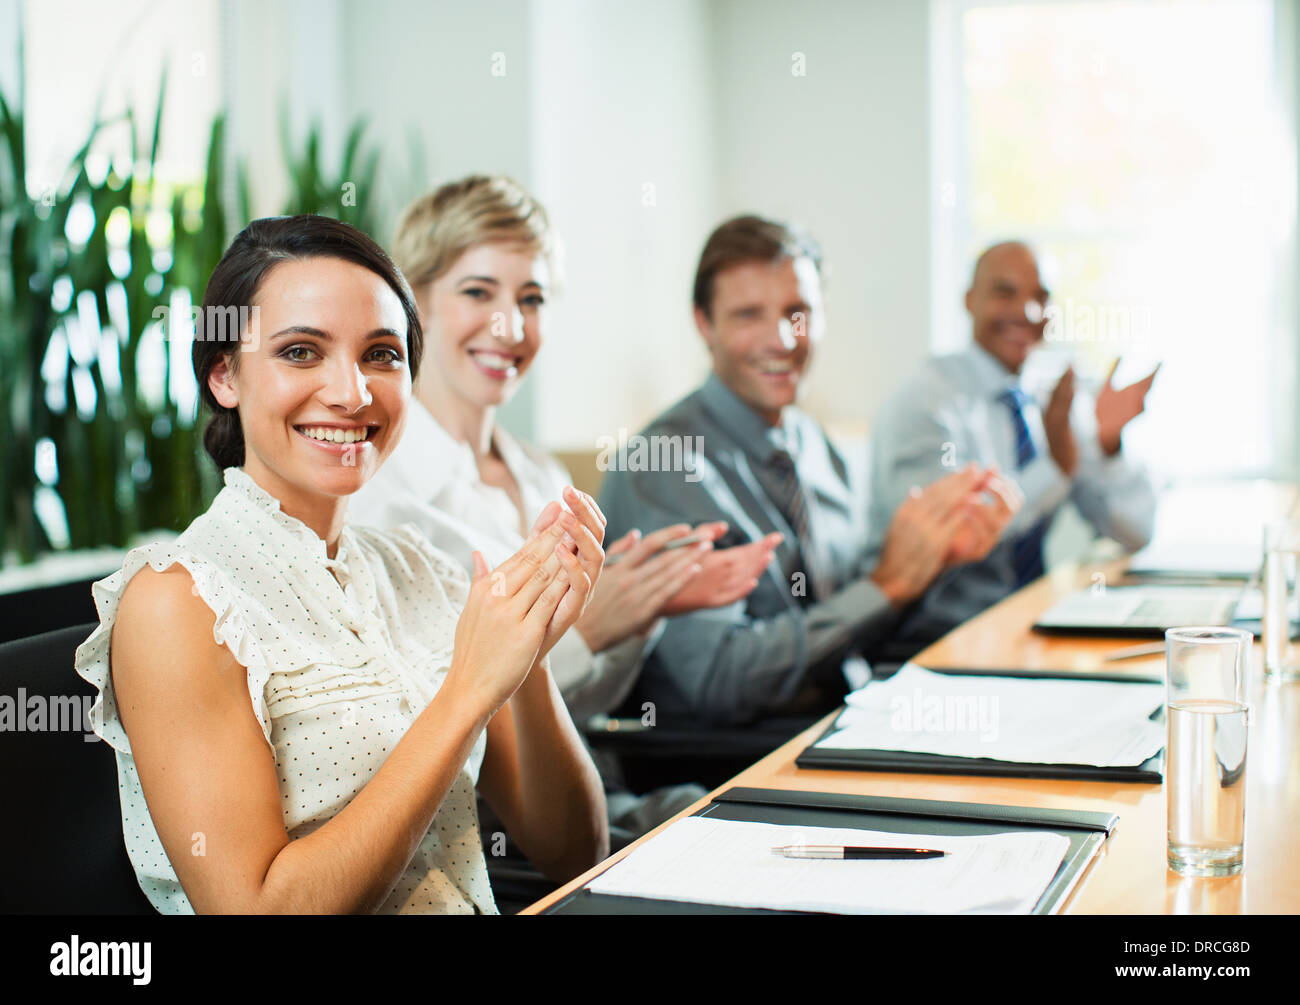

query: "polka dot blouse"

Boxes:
[74, 466, 497, 915]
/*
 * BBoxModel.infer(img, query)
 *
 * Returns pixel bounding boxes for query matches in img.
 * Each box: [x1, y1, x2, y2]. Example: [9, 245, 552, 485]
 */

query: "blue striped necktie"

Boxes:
[999, 387, 1048, 586]
[1000, 387, 1037, 468]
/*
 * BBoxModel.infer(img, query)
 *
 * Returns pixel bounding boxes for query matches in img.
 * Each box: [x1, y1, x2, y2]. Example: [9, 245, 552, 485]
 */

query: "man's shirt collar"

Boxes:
[965, 341, 1025, 399]
[699, 371, 803, 462]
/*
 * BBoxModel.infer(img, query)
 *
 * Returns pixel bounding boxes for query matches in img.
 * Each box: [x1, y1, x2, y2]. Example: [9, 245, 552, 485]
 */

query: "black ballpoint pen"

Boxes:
[772, 845, 948, 860]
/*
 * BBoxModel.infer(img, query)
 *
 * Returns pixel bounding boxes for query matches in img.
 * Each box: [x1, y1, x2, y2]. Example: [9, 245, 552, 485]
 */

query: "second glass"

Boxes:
[1263, 520, 1300, 681]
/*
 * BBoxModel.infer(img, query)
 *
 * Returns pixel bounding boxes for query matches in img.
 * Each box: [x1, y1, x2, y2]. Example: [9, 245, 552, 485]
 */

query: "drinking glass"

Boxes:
[1165, 627, 1250, 877]
[1263, 520, 1300, 681]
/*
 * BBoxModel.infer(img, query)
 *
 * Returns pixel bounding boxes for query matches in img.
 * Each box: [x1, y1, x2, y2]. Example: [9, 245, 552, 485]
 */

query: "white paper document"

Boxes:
[586, 816, 1071, 914]
[815, 663, 1164, 767]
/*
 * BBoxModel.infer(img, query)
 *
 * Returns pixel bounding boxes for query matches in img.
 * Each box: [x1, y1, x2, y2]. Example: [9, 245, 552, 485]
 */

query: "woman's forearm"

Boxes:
[507, 658, 609, 881]
[250, 681, 493, 914]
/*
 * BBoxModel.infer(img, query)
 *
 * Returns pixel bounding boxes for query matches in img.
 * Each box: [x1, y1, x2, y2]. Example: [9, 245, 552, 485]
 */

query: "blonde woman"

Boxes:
[75, 215, 607, 914]
[349, 177, 778, 839]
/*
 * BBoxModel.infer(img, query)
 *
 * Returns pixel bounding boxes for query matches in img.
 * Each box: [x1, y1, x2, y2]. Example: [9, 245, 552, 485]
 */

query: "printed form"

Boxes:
[816, 663, 1164, 767]
[587, 817, 1071, 914]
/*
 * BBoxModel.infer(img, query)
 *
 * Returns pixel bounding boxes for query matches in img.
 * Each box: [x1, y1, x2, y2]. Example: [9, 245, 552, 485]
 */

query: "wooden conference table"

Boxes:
[524, 556, 1300, 915]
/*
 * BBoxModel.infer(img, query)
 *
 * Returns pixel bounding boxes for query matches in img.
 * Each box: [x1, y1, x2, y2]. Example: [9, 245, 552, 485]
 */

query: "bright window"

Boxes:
[20, 0, 221, 192]
[932, 0, 1297, 478]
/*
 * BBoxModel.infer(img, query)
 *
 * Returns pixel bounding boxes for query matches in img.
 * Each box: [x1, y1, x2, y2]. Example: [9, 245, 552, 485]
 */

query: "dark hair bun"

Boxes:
[203, 408, 246, 471]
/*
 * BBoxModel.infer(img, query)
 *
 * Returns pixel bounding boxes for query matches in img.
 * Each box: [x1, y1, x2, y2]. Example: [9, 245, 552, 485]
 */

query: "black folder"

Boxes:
[795, 666, 1164, 783]
[542, 786, 1117, 915]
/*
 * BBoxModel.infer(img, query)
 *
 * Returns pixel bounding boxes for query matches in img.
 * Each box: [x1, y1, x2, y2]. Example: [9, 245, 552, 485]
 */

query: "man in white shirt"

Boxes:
[869, 241, 1159, 648]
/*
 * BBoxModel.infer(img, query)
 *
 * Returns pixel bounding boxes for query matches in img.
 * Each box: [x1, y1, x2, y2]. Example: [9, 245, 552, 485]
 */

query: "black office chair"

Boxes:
[0, 622, 156, 913]
[0, 574, 100, 645]
[582, 701, 821, 793]
[476, 798, 561, 915]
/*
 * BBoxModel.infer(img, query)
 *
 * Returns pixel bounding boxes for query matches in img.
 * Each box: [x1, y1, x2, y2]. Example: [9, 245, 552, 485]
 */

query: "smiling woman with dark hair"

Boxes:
[75, 214, 609, 914]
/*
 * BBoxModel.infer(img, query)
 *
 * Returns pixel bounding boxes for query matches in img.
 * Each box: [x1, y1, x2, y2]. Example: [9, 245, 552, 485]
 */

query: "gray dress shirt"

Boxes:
[598, 373, 897, 726]
[869, 344, 1157, 646]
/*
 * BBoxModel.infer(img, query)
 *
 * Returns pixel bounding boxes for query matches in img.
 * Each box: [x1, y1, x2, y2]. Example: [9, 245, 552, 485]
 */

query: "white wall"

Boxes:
[528, 0, 718, 449]
[230, 0, 536, 224]
[527, 0, 935, 448]
[226, 0, 349, 218]
[710, 0, 933, 434]
[216, 1, 933, 450]
[337, 0, 534, 229]
[1287, 0, 1300, 478]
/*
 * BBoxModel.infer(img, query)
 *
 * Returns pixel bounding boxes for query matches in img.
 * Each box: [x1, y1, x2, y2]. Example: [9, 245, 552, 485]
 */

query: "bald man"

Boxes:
[867, 241, 1158, 650]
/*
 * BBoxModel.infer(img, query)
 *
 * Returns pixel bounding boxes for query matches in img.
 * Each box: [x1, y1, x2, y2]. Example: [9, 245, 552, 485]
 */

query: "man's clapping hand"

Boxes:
[871, 464, 1022, 606]
[944, 469, 1023, 565]
[1096, 359, 1159, 456]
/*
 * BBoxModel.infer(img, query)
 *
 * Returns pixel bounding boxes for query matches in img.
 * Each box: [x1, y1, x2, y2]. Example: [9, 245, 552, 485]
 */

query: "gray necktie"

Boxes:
[768, 449, 831, 602]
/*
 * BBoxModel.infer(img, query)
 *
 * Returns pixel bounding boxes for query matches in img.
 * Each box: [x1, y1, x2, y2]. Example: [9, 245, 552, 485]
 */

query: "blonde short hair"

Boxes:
[391, 175, 554, 291]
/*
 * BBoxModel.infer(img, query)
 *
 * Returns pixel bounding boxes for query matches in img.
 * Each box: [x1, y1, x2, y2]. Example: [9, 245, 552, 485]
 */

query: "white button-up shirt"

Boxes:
[75, 466, 495, 914]
[868, 344, 1157, 646]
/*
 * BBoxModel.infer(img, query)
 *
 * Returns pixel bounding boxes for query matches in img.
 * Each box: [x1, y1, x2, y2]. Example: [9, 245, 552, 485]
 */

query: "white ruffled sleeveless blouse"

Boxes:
[74, 466, 496, 914]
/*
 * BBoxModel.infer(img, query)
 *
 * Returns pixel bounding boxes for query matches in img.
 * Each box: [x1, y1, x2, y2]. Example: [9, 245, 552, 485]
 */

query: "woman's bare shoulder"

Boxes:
[112, 563, 241, 696]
